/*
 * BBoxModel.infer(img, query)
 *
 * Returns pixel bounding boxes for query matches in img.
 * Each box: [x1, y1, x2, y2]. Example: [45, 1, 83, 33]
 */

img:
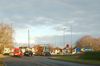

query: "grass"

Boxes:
[80, 51, 100, 60]
[0, 58, 3, 66]
[50, 55, 100, 65]
[0, 54, 4, 66]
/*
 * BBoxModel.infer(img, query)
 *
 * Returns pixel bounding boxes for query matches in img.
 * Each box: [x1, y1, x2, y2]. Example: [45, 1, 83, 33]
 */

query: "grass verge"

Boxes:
[0, 54, 4, 66]
[50, 55, 100, 65]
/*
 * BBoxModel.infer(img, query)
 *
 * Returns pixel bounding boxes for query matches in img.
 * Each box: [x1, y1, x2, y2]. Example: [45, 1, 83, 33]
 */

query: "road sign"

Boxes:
[76, 48, 81, 52]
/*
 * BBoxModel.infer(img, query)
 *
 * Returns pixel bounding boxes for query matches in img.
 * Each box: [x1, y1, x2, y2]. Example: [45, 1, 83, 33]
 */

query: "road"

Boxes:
[4, 56, 97, 66]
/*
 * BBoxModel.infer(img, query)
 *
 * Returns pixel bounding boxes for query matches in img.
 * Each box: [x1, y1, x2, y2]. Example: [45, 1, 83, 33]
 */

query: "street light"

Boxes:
[62, 25, 72, 46]
[63, 27, 67, 46]
[70, 25, 72, 45]
[28, 29, 30, 48]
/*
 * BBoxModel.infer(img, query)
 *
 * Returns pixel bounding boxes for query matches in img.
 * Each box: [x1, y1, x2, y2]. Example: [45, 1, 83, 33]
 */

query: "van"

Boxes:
[3, 48, 10, 55]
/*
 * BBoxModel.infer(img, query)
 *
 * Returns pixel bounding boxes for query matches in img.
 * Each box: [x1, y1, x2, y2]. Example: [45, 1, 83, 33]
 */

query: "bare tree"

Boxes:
[76, 35, 100, 51]
[0, 23, 14, 53]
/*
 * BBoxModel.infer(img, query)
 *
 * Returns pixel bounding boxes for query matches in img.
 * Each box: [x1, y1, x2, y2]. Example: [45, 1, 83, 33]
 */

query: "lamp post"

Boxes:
[70, 25, 72, 45]
[70, 25, 73, 53]
[63, 27, 66, 46]
[63, 25, 72, 47]
[28, 29, 30, 48]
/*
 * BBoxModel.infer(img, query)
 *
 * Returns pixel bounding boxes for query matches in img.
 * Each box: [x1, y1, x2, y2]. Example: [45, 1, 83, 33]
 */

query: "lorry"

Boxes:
[10, 48, 23, 57]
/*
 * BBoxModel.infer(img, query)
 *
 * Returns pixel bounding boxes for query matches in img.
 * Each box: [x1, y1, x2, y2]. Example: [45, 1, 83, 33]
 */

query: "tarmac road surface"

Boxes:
[4, 56, 97, 66]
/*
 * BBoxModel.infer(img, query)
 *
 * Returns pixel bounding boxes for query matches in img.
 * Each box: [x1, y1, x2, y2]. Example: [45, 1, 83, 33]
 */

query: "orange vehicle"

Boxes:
[10, 48, 23, 57]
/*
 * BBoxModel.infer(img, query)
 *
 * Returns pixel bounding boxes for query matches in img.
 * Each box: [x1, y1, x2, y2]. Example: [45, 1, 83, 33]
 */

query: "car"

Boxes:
[43, 52, 51, 56]
[24, 51, 33, 56]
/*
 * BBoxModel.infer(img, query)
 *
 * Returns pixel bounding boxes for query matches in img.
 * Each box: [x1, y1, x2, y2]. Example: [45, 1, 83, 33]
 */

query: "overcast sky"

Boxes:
[0, 0, 100, 47]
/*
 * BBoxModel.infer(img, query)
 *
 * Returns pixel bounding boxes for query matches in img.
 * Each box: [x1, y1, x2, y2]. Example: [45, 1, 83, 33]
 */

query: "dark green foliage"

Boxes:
[80, 51, 100, 60]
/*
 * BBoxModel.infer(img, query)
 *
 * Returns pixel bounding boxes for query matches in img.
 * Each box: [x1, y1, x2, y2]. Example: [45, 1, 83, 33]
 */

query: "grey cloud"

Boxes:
[0, 0, 100, 35]
[0, 0, 100, 46]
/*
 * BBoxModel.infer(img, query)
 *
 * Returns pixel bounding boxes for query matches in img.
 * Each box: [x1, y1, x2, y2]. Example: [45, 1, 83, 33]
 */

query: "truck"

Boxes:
[10, 48, 23, 57]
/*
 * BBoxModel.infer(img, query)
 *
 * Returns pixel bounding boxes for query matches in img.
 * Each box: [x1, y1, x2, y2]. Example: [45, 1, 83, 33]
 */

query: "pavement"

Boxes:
[3, 56, 98, 66]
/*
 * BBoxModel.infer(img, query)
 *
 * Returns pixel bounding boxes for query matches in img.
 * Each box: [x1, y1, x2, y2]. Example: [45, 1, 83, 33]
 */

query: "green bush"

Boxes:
[80, 51, 100, 60]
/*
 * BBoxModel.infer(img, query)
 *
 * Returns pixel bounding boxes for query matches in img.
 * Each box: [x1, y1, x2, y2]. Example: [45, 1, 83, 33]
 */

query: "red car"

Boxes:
[10, 48, 23, 57]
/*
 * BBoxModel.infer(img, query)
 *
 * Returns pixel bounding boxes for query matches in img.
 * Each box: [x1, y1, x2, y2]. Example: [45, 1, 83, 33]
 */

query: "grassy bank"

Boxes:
[50, 55, 100, 65]
[0, 54, 4, 66]
[0, 58, 3, 66]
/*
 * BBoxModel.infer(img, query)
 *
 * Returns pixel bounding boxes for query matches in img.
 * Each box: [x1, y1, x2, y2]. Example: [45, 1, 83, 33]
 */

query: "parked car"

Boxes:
[24, 51, 33, 56]
[10, 48, 23, 57]
[43, 52, 51, 56]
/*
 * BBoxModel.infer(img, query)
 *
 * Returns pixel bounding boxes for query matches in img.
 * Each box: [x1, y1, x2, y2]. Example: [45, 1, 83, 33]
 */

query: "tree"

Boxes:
[93, 38, 100, 51]
[76, 35, 99, 51]
[76, 35, 94, 47]
[0, 23, 14, 53]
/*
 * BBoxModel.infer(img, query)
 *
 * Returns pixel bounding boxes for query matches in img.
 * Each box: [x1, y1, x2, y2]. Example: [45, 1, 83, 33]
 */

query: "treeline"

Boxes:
[0, 23, 14, 53]
[76, 35, 100, 51]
